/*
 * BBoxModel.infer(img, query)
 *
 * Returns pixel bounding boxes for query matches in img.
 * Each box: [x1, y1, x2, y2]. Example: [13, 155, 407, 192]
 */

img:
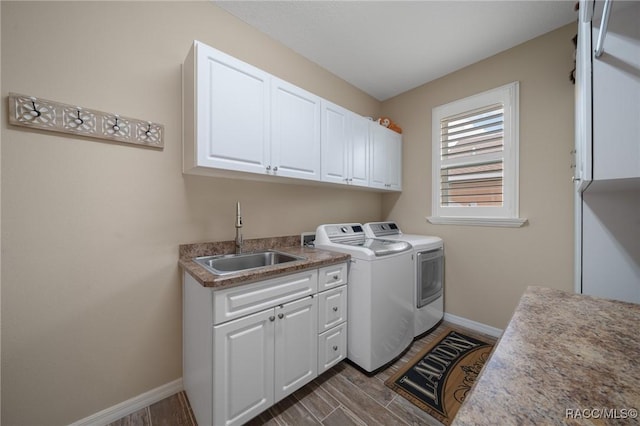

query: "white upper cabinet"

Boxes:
[370, 123, 402, 191]
[320, 101, 370, 187]
[184, 41, 270, 175]
[183, 40, 402, 191]
[321, 100, 350, 184]
[349, 113, 371, 187]
[321, 100, 371, 187]
[271, 78, 321, 181]
[591, 0, 640, 181]
[575, 0, 640, 189]
[574, 3, 593, 191]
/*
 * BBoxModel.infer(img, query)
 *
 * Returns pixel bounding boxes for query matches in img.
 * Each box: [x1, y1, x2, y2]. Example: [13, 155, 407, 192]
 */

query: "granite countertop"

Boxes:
[453, 286, 640, 425]
[179, 235, 349, 290]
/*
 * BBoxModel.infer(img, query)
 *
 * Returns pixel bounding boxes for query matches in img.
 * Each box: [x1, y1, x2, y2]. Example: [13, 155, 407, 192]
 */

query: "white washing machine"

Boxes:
[314, 223, 414, 372]
[364, 221, 444, 337]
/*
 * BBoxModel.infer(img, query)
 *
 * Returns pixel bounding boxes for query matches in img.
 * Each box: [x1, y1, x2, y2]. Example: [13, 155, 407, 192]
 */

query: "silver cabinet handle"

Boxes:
[269, 316, 275, 322]
[333, 307, 338, 312]
[333, 275, 339, 280]
[572, 176, 581, 182]
[266, 165, 271, 171]
[273, 166, 278, 171]
[333, 345, 338, 351]
[278, 313, 284, 319]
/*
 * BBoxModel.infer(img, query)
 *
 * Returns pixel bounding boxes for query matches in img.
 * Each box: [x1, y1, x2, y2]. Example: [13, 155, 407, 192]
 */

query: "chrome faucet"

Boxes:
[235, 201, 243, 254]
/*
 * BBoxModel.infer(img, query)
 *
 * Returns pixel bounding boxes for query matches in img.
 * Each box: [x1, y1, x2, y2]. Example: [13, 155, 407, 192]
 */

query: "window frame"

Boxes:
[428, 82, 527, 228]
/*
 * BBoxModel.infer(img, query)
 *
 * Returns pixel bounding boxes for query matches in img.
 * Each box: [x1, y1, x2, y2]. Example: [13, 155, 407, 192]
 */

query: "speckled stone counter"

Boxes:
[179, 235, 349, 289]
[453, 286, 640, 425]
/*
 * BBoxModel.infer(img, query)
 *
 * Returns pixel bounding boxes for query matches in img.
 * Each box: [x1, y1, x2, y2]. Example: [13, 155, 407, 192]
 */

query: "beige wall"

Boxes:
[0, 2, 381, 424]
[381, 24, 576, 329]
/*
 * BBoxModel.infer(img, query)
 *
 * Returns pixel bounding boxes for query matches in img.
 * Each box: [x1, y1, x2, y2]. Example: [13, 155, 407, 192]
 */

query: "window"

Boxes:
[428, 82, 526, 227]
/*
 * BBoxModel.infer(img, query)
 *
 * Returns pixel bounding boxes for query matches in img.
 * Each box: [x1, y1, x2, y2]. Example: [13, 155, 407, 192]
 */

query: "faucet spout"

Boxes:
[235, 202, 243, 254]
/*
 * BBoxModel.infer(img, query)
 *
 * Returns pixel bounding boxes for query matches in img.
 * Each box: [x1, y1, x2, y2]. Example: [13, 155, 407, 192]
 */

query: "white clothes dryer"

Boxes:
[314, 223, 414, 372]
[364, 221, 444, 337]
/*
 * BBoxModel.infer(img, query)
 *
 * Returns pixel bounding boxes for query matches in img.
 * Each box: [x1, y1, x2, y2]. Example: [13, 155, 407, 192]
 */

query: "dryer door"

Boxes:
[417, 248, 444, 308]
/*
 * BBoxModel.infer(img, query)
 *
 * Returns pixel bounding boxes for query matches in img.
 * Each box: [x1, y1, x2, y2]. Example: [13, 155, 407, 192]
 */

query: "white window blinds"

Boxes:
[440, 104, 505, 207]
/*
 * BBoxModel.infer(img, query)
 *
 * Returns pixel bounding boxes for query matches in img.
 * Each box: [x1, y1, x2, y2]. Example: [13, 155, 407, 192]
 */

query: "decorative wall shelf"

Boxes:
[8, 93, 164, 149]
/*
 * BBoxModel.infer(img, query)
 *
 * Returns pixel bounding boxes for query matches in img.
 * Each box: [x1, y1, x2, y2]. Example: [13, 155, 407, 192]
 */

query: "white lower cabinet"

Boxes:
[183, 263, 347, 426]
[213, 296, 317, 425]
[318, 322, 347, 374]
[213, 309, 274, 426]
[316, 264, 348, 374]
[274, 296, 318, 401]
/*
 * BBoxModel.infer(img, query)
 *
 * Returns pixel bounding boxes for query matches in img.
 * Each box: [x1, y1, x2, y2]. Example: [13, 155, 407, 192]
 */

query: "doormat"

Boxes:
[385, 328, 494, 425]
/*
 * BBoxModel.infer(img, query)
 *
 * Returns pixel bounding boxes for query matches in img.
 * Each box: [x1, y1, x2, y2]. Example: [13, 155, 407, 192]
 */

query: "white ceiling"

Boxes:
[214, 1, 577, 101]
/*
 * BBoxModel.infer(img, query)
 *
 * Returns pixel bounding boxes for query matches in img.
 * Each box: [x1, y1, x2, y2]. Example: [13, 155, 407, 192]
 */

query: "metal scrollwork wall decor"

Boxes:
[8, 93, 164, 149]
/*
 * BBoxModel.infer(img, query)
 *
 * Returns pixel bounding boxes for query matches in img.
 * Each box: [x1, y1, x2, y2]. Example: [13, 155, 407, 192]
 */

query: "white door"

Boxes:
[274, 296, 318, 402]
[195, 42, 271, 174]
[349, 114, 370, 187]
[271, 78, 321, 180]
[321, 100, 349, 184]
[213, 309, 275, 426]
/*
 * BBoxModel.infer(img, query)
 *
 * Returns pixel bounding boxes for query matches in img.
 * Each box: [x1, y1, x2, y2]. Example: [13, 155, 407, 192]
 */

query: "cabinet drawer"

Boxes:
[318, 323, 347, 374]
[213, 270, 318, 325]
[318, 263, 347, 291]
[317, 285, 347, 333]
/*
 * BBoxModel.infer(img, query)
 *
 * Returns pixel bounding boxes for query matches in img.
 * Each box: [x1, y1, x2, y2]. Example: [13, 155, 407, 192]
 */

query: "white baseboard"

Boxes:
[69, 378, 183, 426]
[444, 312, 503, 338]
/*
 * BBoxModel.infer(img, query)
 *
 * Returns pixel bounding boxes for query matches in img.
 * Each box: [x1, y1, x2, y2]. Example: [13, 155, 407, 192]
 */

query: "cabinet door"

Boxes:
[321, 100, 349, 184]
[369, 123, 389, 189]
[274, 296, 318, 402]
[574, 2, 593, 191]
[592, 1, 640, 180]
[349, 114, 371, 187]
[271, 78, 321, 181]
[213, 309, 275, 426]
[195, 42, 270, 174]
[370, 123, 402, 190]
[387, 131, 403, 190]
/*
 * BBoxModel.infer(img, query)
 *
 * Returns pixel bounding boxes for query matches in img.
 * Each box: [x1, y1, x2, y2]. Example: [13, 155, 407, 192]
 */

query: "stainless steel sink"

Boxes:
[194, 250, 306, 275]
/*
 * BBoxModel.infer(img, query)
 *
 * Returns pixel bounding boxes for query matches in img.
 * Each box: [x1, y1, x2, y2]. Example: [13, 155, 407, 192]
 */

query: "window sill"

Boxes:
[426, 216, 528, 228]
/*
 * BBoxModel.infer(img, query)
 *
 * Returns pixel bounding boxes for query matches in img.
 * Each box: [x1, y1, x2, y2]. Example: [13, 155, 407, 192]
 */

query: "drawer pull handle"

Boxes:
[332, 275, 339, 280]
[269, 316, 275, 322]
[278, 313, 284, 319]
[333, 307, 339, 312]
[333, 345, 338, 351]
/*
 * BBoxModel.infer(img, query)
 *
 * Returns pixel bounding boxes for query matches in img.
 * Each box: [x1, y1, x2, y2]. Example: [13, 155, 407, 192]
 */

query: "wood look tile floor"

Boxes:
[108, 322, 496, 426]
